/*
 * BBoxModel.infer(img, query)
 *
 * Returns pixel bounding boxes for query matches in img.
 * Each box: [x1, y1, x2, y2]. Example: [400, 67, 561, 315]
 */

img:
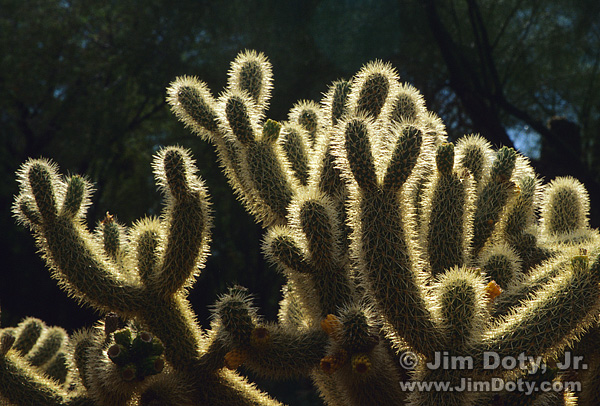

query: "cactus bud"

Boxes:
[139, 355, 165, 376]
[108, 344, 129, 366]
[113, 328, 132, 347]
[485, 281, 503, 303]
[321, 314, 342, 339]
[261, 119, 281, 144]
[121, 363, 137, 381]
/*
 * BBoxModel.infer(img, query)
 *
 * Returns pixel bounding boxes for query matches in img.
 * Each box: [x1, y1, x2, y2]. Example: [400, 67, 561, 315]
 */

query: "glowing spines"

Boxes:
[151, 146, 212, 298]
[13, 159, 146, 315]
[382, 124, 424, 193]
[264, 190, 355, 320]
[227, 50, 273, 114]
[479, 243, 521, 289]
[381, 83, 427, 126]
[455, 134, 494, 186]
[322, 79, 351, 127]
[347, 61, 400, 120]
[477, 251, 600, 374]
[130, 217, 162, 286]
[432, 267, 489, 349]
[420, 143, 474, 277]
[218, 89, 294, 224]
[320, 306, 407, 406]
[61, 174, 90, 220]
[470, 146, 518, 257]
[0, 318, 80, 406]
[279, 123, 311, 186]
[166, 76, 220, 142]
[288, 100, 323, 148]
[541, 177, 591, 239]
[337, 117, 378, 191]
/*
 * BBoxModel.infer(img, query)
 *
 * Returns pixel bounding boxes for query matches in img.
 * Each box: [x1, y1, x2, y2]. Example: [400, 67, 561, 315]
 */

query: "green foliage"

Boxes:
[4, 49, 600, 406]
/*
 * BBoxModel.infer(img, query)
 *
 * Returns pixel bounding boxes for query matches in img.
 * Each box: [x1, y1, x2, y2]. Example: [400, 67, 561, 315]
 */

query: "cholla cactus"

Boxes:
[5, 50, 600, 405]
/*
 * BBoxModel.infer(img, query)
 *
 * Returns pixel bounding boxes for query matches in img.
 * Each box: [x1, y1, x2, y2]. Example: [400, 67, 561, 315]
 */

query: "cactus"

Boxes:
[5, 50, 600, 405]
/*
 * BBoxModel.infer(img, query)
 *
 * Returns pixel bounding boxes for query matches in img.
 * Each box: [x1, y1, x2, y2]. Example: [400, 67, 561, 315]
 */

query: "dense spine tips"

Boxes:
[24, 160, 60, 221]
[434, 267, 488, 348]
[340, 117, 377, 191]
[227, 49, 273, 111]
[223, 92, 257, 146]
[349, 61, 399, 119]
[166, 76, 219, 141]
[323, 79, 351, 127]
[541, 176, 590, 237]
[383, 124, 423, 192]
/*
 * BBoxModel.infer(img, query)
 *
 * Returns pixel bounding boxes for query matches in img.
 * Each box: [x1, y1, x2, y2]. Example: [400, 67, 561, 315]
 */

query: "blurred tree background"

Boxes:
[1, 0, 599, 403]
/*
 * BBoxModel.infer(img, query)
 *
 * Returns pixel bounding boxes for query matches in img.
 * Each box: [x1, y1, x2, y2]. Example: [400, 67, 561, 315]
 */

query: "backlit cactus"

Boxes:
[4, 50, 600, 405]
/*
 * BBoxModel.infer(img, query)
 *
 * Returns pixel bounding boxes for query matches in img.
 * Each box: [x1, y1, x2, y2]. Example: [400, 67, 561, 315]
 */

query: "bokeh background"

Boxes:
[2, 1, 599, 403]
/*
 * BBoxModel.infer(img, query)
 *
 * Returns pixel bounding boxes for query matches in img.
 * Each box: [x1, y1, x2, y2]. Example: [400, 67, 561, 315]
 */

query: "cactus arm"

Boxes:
[14, 161, 146, 315]
[0, 353, 69, 406]
[279, 123, 311, 186]
[477, 253, 600, 373]
[150, 147, 211, 298]
[227, 50, 273, 114]
[334, 115, 441, 357]
[201, 369, 284, 406]
[421, 143, 473, 276]
[141, 295, 203, 369]
[288, 101, 323, 148]
[492, 252, 570, 316]
[244, 324, 328, 380]
[471, 146, 518, 256]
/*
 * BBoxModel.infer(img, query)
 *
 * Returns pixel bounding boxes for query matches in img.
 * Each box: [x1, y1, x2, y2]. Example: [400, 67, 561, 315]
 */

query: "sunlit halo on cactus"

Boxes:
[3, 49, 600, 406]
